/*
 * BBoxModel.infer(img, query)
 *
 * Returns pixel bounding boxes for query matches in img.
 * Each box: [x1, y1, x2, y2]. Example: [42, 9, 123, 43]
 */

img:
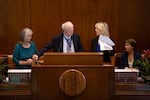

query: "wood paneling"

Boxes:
[43, 52, 103, 65]
[30, 0, 119, 52]
[0, 0, 30, 54]
[32, 65, 115, 100]
[0, 84, 31, 100]
[118, 0, 150, 52]
[32, 53, 114, 99]
[115, 83, 150, 100]
[0, 0, 149, 54]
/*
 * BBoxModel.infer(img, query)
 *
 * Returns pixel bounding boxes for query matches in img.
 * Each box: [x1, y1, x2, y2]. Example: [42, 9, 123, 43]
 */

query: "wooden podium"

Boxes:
[32, 52, 115, 100]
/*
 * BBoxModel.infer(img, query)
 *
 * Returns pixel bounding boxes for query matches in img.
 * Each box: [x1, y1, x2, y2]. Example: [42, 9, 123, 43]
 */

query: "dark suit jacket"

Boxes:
[91, 36, 115, 62]
[120, 51, 141, 69]
[38, 32, 84, 56]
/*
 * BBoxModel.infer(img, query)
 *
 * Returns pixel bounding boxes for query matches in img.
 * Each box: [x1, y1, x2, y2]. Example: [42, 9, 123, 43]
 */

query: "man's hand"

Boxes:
[32, 54, 38, 60]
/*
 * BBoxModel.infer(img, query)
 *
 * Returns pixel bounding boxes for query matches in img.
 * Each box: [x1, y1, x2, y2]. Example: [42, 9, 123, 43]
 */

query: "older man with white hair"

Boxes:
[33, 21, 84, 59]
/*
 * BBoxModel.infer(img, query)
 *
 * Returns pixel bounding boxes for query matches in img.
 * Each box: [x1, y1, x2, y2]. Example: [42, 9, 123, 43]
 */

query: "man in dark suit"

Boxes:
[33, 21, 84, 59]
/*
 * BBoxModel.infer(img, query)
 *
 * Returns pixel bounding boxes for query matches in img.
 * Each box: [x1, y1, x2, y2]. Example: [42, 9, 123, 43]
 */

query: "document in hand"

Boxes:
[98, 35, 115, 51]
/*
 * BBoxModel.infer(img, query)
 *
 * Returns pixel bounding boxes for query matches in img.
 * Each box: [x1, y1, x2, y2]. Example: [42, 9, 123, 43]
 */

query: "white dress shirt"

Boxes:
[63, 35, 75, 53]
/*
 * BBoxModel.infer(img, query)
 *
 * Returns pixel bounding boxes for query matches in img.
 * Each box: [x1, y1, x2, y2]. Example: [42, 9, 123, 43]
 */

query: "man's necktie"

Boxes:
[65, 37, 72, 52]
[66, 38, 71, 48]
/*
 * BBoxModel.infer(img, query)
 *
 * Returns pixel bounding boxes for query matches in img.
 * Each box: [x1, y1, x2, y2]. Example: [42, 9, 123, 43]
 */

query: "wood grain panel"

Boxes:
[118, 0, 150, 52]
[30, 0, 119, 52]
[32, 65, 115, 100]
[0, 0, 150, 54]
[0, 0, 30, 54]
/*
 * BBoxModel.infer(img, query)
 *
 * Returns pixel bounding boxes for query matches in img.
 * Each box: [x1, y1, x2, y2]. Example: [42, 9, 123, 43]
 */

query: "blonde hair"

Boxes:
[95, 22, 110, 37]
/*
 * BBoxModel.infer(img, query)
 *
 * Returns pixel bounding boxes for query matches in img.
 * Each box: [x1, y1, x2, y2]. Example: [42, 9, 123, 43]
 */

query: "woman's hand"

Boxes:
[26, 58, 33, 65]
[19, 58, 33, 65]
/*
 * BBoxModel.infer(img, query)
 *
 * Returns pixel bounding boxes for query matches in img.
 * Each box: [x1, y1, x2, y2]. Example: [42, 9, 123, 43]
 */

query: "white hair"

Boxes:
[61, 21, 74, 30]
[20, 28, 33, 41]
[24, 28, 33, 37]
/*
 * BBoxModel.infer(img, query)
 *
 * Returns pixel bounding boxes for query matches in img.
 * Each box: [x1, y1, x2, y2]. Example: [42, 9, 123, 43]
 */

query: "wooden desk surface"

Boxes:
[0, 84, 31, 96]
[1, 83, 150, 96]
[116, 83, 150, 95]
[0, 81, 150, 100]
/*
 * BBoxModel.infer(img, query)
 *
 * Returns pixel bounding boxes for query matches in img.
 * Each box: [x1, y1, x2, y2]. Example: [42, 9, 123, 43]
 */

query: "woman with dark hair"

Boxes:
[12, 28, 38, 69]
[120, 39, 141, 69]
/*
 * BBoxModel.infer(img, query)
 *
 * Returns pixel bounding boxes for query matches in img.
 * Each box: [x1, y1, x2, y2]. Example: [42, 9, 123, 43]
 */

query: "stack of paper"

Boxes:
[98, 35, 115, 51]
